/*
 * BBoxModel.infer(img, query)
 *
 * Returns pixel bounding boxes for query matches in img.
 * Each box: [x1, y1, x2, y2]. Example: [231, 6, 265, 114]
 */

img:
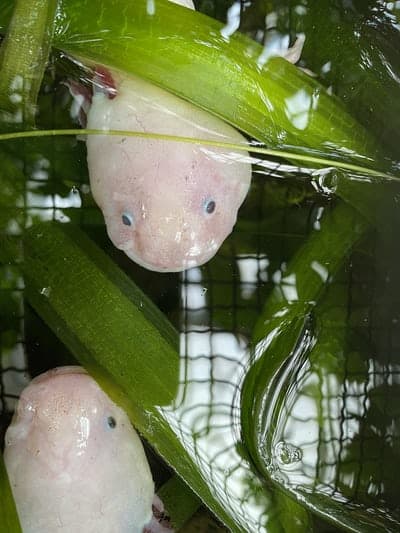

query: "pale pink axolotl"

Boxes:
[81, 0, 252, 273]
[80, 0, 305, 272]
[3, 367, 172, 533]
[72, 0, 302, 272]
[85, 69, 252, 272]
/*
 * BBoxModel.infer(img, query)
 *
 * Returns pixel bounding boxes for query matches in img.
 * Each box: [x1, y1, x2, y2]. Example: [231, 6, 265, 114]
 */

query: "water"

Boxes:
[1, 1, 400, 532]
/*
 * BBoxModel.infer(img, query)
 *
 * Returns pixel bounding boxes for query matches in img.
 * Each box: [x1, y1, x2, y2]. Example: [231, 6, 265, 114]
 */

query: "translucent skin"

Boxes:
[86, 72, 252, 272]
[3, 367, 154, 533]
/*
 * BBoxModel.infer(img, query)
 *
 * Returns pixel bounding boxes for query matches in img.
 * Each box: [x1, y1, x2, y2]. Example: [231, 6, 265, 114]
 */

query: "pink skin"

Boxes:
[85, 69, 252, 272]
[3, 367, 167, 533]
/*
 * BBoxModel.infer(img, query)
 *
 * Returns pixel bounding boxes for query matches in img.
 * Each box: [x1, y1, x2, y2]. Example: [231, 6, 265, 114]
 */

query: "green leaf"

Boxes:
[241, 201, 370, 523]
[0, 454, 22, 533]
[157, 475, 200, 530]
[20, 222, 179, 409]
[0, 0, 385, 171]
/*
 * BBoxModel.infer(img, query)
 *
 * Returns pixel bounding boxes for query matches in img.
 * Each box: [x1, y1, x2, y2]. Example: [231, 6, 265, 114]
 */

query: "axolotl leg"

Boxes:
[144, 495, 175, 533]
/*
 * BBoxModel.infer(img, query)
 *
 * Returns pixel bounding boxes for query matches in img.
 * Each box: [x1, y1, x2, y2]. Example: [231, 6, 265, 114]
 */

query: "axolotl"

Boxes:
[84, 68, 252, 272]
[71, 0, 303, 272]
[3, 367, 171, 533]
[76, 0, 306, 273]
[68, 0, 250, 273]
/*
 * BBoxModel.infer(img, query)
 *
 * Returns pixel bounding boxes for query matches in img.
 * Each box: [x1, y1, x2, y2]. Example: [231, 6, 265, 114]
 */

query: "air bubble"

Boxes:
[311, 170, 339, 196]
[274, 441, 302, 465]
[40, 287, 51, 298]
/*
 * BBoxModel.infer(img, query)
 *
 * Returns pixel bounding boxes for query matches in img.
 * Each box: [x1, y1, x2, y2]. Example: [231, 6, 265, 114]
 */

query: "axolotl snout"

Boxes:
[85, 70, 252, 272]
[3, 367, 169, 533]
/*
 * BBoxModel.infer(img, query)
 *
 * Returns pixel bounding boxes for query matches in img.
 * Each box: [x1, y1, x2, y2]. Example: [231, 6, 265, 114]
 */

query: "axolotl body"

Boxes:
[85, 69, 252, 272]
[3, 367, 170, 533]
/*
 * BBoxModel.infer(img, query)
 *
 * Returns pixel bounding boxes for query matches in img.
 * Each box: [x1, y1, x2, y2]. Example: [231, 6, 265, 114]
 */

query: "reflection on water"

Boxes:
[162, 267, 266, 528]
[260, 342, 400, 531]
[242, 224, 400, 531]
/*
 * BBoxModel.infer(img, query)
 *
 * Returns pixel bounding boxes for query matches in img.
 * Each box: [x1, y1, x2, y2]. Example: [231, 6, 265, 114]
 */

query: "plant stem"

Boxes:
[0, 0, 58, 127]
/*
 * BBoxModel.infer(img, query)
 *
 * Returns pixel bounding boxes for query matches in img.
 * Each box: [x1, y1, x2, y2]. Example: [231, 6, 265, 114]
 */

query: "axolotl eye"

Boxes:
[203, 198, 216, 215]
[121, 212, 134, 226]
[107, 416, 117, 429]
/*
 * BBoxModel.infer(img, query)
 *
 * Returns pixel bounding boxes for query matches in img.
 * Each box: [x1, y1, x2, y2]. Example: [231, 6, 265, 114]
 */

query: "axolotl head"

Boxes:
[91, 143, 251, 272]
[85, 71, 252, 273]
[4, 366, 155, 532]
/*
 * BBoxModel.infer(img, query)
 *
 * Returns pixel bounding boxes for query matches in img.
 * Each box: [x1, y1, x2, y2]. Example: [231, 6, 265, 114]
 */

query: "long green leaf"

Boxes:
[0, 0, 385, 171]
[20, 222, 179, 410]
[0, 128, 397, 182]
[242, 200, 369, 480]
[0, 454, 22, 533]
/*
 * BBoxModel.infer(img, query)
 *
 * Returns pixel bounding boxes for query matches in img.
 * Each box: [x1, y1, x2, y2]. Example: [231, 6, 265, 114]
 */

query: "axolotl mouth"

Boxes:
[123, 237, 220, 273]
[112, 223, 221, 272]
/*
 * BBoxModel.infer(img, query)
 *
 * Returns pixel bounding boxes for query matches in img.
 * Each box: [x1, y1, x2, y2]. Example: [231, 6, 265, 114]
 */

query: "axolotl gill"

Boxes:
[3, 367, 172, 533]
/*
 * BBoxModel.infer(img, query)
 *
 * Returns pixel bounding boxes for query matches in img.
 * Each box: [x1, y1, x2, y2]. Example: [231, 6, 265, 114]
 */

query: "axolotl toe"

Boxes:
[85, 69, 252, 272]
[3, 366, 168, 533]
